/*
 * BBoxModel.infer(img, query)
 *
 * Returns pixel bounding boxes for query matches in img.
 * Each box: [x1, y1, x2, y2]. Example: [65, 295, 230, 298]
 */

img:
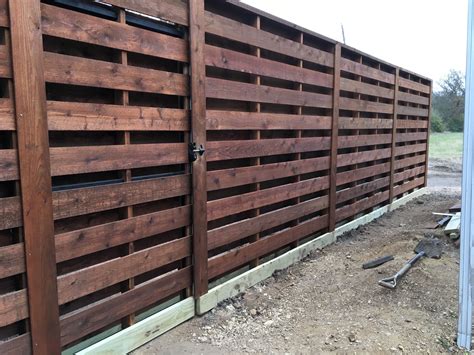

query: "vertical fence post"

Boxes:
[424, 83, 433, 187]
[329, 43, 341, 232]
[389, 68, 400, 203]
[189, 0, 208, 297]
[8, 0, 61, 353]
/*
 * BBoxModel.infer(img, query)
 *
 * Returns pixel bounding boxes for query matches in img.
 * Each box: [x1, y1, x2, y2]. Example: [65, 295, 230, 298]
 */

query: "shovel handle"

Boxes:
[378, 251, 425, 289]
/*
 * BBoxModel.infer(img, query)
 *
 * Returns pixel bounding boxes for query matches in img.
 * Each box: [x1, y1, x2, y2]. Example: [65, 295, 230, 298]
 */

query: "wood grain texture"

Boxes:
[189, 0, 208, 297]
[9, 0, 61, 352]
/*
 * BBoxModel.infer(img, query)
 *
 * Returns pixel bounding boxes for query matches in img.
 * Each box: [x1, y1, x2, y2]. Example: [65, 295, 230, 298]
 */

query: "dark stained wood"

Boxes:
[9, 0, 61, 352]
[393, 176, 425, 197]
[205, 45, 333, 88]
[205, 11, 334, 67]
[398, 77, 431, 94]
[0, 289, 29, 326]
[338, 116, 393, 130]
[41, 4, 188, 63]
[336, 191, 389, 222]
[208, 196, 328, 250]
[60, 267, 192, 346]
[396, 132, 427, 143]
[394, 166, 425, 184]
[424, 84, 433, 186]
[105, 0, 189, 25]
[57, 237, 191, 305]
[389, 68, 400, 203]
[0, 196, 21, 229]
[329, 43, 341, 232]
[397, 105, 429, 117]
[49, 143, 187, 176]
[337, 148, 391, 168]
[340, 58, 395, 84]
[337, 134, 392, 149]
[207, 156, 330, 191]
[47, 101, 189, 131]
[0, 148, 18, 181]
[340, 77, 394, 99]
[44, 52, 189, 96]
[336, 162, 391, 186]
[207, 177, 329, 221]
[395, 118, 428, 129]
[339, 97, 394, 114]
[394, 154, 426, 170]
[398, 91, 430, 105]
[394, 143, 427, 156]
[0, 98, 15, 130]
[336, 177, 390, 204]
[206, 137, 331, 162]
[206, 77, 332, 108]
[206, 110, 331, 131]
[189, 0, 208, 297]
[208, 215, 328, 279]
[0, 333, 31, 355]
[0, 243, 24, 278]
[0, 0, 8, 28]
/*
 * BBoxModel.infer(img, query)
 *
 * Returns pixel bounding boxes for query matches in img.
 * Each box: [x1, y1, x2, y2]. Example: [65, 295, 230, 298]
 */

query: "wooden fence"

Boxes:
[0, 0, 431, 353]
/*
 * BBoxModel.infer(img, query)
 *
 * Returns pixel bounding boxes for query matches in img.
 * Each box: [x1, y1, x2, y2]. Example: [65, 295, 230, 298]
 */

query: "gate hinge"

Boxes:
[189, 142, 205, 162]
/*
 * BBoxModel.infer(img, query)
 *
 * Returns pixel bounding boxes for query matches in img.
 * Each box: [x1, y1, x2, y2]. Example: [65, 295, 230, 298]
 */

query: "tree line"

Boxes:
[431, 70, 465, 132]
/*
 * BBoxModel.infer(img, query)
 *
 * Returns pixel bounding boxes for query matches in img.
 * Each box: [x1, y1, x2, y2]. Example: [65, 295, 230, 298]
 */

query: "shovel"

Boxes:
[378, 238, 443, 289]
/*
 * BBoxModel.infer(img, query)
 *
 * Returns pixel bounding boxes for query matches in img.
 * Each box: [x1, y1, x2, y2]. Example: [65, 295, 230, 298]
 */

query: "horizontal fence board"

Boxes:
[396, 132, 427, 143]
[338, 117, 393, 130]
[47, 101, 189, 131]
[337, 148, 391, 167]
[0, 334, 31, 355]
[0, 196, 21, 230]
[205, 11, 334, 67]
[397, 105, 429, 117]
[340, 77, 394, 99]
[207, 156, 330, 191]
[395, 119, 428, 129]
[394, 166, 426, 184]
[398, 77, 430, 94]
[207, 137, 331, 162]
[336, 190, 389, 222]
[103, 0, 189, 25]
[394, 143, 427, 156]
[206, 77, 333, 108]
[0, 243, 24, 279]
[60, 267, 192, 346]
[44, 52, 188, 96]
[340, 58, 395, 84]
[208, 195, 328, 250]
[393, 177, 425, 197]
[41, 4, 188, 63]
[0, 149, 18, 181]
[0, 0, 8, 28]
[394, 155, 426, 170]
[206, 110, 331, 131]
[339, 97, 393, 114]
[0, 289, 28, 327]
[0, 99, 16, 130]
[336, 177, 390, 204]
[207, 177, 329, 221]
[398, 91, 430, 105]
[50, 143, 188, 176]
[0, 44, 11, 78]
[52, 175, 190, 220]
[336, 162, 391, 186]
[337, 134, 392, 149]
[208, 215, 328, 279]
[57, 237, 191, 305]
[205, 45, 333, 88]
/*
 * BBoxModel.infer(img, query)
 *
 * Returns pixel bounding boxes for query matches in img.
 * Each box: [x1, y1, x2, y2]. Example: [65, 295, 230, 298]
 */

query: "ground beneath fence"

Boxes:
[133, 192, 462, 354]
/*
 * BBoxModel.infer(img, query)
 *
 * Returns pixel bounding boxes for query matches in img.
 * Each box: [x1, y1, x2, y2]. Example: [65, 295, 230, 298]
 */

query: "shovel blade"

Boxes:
[414, 238, 443, 259]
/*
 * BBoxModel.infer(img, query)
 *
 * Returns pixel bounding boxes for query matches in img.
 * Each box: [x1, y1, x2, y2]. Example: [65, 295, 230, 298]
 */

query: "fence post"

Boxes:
[189, 0, 208, 297]
[424, 83, 433, 187]
[8, 0, 61, 353]
[389, 68, 400, 203]
[329, 43, 341, 232]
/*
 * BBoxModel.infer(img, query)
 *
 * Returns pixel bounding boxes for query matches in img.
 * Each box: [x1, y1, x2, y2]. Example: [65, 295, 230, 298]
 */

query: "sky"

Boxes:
[242, 0, 468, 90]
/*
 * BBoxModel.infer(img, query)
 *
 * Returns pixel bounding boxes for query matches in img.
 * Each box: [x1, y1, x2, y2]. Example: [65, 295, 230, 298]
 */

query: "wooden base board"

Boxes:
[76, 298, 194, 355]
[196, 187, 427, 315]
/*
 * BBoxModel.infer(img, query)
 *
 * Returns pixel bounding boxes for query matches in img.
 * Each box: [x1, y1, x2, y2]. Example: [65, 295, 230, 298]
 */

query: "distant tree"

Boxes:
[432, 70, 465, 132]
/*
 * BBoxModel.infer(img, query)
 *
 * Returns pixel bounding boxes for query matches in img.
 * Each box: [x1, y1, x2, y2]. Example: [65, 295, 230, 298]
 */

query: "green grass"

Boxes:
[429, 132, 464, 159]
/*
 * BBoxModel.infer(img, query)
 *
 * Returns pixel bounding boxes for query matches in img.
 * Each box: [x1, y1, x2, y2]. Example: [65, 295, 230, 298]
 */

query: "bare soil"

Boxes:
[135, 192, 462, 354]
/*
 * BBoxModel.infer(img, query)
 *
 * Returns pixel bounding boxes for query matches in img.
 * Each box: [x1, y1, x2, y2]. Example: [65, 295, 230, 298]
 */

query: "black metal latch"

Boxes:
[188, 142, 205, 162]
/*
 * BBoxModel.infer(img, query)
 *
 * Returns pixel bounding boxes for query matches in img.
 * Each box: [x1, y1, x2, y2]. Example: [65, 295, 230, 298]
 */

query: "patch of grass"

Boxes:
[429, 132, 464, 159]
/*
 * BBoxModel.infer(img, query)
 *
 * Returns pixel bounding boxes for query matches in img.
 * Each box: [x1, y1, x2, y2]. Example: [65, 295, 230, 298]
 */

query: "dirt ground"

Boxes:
[134, 163, 462, 354]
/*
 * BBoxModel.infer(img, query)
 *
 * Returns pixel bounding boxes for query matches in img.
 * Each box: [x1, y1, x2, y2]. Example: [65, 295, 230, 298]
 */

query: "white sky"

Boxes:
[242, 0, 468, 90]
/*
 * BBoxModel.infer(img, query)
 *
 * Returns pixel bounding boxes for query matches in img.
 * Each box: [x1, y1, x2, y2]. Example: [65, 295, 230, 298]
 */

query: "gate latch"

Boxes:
[189, 142, 205, 162]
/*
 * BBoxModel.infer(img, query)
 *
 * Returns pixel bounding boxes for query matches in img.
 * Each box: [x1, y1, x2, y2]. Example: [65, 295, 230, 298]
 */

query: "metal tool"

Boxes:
[362, 255, 394, 269]
[378, 238, 443, 289]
